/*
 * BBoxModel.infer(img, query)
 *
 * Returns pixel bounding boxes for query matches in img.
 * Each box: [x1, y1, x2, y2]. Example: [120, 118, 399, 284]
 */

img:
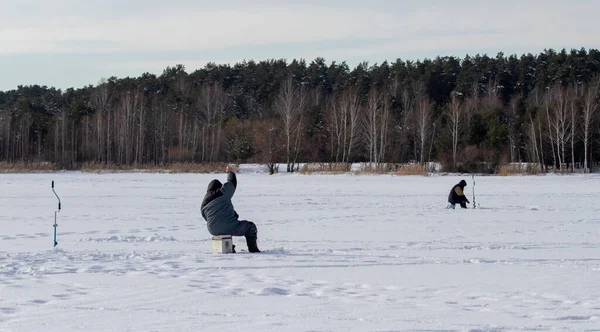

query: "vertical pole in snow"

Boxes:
[52, 181, 61, 247]
[472, 174, 476, 209]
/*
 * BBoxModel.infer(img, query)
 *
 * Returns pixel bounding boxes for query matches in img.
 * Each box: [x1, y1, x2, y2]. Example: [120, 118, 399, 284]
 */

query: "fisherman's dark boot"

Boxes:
[245, 235, 261, 253]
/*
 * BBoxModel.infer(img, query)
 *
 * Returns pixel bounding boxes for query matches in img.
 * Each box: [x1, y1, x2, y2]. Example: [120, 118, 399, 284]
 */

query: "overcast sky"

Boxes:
[1, 0, 599, 91]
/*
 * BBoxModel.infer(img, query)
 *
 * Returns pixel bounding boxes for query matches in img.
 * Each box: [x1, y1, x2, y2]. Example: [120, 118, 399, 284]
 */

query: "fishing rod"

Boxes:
[52, 181, 61, 247]
[472, 174, 477, 209]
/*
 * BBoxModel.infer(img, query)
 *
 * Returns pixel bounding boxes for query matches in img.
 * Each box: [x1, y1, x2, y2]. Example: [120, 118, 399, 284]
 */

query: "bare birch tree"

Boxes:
[399, 84, 414, 160]
[464, 79, 480, 132]
[134, 88, 145, 164]
[549, 85, 570, 170]
[92, 81, 109, 163]
[378, 96, 391, 166]
[507, 95, 520, 163]
[274, 75, 307, 172]
[569, 85, 580, 171]
[196, 83, 229, 162]
[526, 86, 545, 170]
[345, 88, 361, 163]
[155, 98, 171, 165]
[582, 75, 600, 172]
[176, 72, 189, 155]
[412, 81, 432, 164]
[527, 115, 541, 168]
[415, 97, 433, 165]
[543, 89, 557, 169]
[363, 88, 390, 168]
[448, 92, 464, 167]
[330, 87, 361, 163]
[116, 91, 134, 164]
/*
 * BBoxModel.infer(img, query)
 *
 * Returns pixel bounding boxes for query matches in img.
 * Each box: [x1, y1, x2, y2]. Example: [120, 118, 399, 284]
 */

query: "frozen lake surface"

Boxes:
[1, 172, 600, 331]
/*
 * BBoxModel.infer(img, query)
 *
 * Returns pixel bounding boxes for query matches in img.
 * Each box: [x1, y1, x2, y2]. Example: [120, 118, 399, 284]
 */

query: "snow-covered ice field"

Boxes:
[1, 171, 600, 331]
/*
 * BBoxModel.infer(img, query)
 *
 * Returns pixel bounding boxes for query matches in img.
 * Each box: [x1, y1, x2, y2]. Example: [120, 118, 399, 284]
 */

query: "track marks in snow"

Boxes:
[1, 232, 48, 241]
[556, 315, 595, 320]
[4, 244, 600, 284]
[187, 273, 391, 302]
[80, 234, 178, 243]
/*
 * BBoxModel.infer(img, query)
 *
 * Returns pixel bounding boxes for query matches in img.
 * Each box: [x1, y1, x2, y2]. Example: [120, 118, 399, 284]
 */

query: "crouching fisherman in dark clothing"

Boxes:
[448, 179, 470, 209]
[201, 167, 260, 252]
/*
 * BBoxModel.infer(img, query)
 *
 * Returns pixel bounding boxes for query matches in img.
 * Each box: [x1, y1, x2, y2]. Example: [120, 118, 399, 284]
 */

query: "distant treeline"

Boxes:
[1, 48, 600, 173]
